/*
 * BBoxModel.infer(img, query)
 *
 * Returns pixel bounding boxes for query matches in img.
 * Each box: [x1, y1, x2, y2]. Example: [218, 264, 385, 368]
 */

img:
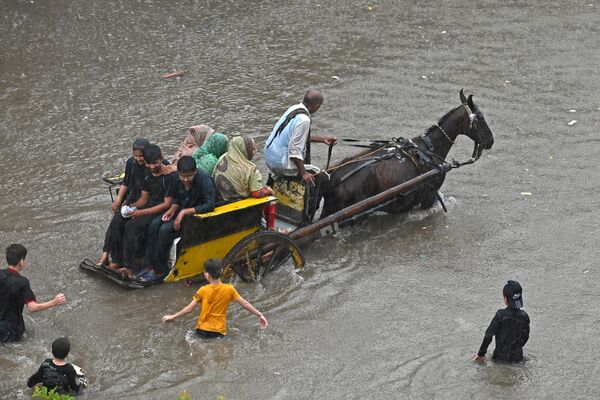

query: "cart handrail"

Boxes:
[193, 196, 276, 219]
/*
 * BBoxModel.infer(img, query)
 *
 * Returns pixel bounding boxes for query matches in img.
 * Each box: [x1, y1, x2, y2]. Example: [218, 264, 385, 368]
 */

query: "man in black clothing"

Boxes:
[27, 337, 83, 394]
[140, 156, 216, 282]
[0, 244, 66, 342]
[474, 280, 530, 363]
[119, 144, 178, 279]
[99, 138, 150, 267]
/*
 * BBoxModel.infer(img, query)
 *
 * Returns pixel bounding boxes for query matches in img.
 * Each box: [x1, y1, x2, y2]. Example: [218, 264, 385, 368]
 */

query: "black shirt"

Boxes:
[478, 307, 530, 362]
[173, 170, 216, 214]
[27, 359, 81, 394]
[0, 269, 36, 340]
[140, 171, 178, 208]
[122, 157, 148, 204]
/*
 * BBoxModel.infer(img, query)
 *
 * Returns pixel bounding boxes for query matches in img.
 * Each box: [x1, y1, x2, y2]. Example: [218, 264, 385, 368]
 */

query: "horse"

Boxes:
[321, 90, 494, 217]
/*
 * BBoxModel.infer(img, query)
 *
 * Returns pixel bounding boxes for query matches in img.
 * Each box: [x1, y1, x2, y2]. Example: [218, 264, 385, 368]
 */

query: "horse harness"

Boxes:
[333, 137, 441, 185]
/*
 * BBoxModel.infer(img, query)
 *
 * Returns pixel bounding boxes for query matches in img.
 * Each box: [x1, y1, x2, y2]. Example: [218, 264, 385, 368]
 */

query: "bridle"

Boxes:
[435, 103, 476, 145]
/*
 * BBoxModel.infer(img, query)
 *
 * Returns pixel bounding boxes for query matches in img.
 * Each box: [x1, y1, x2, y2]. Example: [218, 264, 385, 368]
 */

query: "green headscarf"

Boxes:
[213, 136, 263, 200]
[192, 133, 229, 174]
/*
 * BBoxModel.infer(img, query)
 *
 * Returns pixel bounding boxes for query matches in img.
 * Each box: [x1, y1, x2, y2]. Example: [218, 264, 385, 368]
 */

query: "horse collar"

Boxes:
[436, 124, 454, 144]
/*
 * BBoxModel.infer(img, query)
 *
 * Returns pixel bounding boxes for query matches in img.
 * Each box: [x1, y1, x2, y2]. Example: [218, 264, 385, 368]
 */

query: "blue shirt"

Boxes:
[264, 103, 311, 175]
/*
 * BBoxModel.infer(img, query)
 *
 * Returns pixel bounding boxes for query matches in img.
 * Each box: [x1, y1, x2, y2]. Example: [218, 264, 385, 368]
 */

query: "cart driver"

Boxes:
[263, 89, 337, 220]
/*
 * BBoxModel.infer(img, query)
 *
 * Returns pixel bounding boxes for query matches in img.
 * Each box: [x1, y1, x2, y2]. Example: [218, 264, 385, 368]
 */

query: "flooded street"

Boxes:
[1, 0, 600, 398]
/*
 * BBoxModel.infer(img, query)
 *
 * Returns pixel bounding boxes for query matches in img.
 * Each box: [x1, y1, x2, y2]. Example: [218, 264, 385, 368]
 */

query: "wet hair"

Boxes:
[132, 138, 150, 150]
[303, 89, 323, 107]
[142, 144, 162, 164]
[204, 258, 223, 279]
[6, 244, 27, 266]
[52, 337, 70, 359]
[177, 155, 197, 173]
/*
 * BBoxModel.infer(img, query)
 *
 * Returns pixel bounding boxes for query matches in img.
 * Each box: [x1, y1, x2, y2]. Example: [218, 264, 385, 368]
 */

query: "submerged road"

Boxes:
[1, 0, 599, 398]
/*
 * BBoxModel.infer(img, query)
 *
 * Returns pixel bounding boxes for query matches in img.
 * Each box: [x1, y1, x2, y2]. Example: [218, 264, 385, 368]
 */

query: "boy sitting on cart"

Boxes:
[138, 156, 216, 283]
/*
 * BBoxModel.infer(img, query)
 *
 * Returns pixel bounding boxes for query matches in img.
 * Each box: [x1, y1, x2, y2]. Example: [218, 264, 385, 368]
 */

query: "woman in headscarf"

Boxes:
[173, 125, 215, 162]
[213, 135, 275, 227]
[172, 125, 215, 164]
[191, 132, 229, 175]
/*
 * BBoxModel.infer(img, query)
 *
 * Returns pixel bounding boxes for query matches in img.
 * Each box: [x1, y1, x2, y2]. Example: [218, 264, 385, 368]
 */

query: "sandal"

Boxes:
[136, 270, 163, 283]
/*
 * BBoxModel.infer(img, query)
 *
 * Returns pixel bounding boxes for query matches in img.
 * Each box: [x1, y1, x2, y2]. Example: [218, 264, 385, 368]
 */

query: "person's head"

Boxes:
[142, 144, 164, 175]
[230, 135, 256, 161]
[203, 258, 223, 281]
[503, 280, 523, 309]
[177, 155, 197, 184]
[132, 138, 150, 165]
[302, 89, 323, 114]
[6, 244, 27, 269]
[51, 337, 70, 360]
[189, 125, 215, 146]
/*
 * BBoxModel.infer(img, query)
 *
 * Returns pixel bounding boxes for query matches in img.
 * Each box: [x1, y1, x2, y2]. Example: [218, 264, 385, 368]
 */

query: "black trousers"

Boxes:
[195, 329, 224, 339]
[0, 320, 20, 343]
[104, 213, 129, 265]
[123, 214, 156, 272]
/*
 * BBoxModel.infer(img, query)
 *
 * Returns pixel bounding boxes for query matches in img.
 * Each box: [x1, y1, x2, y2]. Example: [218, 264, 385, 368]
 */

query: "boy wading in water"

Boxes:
[162, 259, 268, 338]
[474, 280, 530, 363]
[0, 244, 66, 343]
[27, 337, 84, 394]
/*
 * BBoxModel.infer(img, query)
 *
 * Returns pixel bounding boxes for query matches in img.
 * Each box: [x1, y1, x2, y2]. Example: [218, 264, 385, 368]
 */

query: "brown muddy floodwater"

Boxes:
[1, 0, 600, 399]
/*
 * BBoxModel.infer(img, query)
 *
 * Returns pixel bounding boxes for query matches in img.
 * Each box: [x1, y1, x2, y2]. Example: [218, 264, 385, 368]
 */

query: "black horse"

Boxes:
[321, 90, 494, 217]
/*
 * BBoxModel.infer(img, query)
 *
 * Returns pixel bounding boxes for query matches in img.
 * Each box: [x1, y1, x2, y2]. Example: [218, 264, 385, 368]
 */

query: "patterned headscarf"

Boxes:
[213, 136, 263, 200]
[172, 125, 214, 163]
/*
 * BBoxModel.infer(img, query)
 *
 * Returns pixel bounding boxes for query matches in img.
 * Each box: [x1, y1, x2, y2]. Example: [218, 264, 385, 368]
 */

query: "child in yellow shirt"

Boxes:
[162, 259, 268, 338]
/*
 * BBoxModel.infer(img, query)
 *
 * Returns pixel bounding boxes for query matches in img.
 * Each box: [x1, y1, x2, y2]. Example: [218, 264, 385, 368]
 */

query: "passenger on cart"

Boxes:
[263, 89, 337, 221]
[139, 156, 216, 283]
[191, 132, 229, 175]
[112, 144, 178, 280]
[96, 138, 150, 268]
[213, 135, 276, 228]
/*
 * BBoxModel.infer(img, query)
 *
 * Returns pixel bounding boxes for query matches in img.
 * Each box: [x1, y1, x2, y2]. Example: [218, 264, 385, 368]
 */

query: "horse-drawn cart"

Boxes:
[80, 90, 493, 288]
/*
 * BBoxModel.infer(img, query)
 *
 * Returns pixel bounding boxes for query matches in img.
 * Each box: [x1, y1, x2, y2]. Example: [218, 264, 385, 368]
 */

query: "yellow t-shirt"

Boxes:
[192, 283, 240, 335]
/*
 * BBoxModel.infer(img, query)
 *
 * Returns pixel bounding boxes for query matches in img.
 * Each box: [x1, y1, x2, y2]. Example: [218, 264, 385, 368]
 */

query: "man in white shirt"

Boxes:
[264, 89, 337, 186]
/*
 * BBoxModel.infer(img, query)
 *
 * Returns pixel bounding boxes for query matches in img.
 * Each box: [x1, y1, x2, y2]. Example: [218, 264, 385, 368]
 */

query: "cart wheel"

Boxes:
[222, 231, 305, 283]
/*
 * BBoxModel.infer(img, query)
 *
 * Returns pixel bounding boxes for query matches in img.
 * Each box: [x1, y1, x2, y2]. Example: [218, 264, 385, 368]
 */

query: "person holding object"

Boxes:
[0, 244, 66, 342]
[96, 138, 150, 267]
[263, 89, 337, 186]
[27, 337, 85, 394]
[162, 259, 268, 338]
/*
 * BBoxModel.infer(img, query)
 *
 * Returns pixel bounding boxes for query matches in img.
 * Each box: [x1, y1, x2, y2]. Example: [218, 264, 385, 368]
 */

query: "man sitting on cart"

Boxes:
[263, 89, 337, 221]
[138, 156, 216, 283]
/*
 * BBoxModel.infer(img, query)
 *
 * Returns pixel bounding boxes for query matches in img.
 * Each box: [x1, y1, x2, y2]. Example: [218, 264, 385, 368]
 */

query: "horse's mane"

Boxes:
[423, 105, 462, 136]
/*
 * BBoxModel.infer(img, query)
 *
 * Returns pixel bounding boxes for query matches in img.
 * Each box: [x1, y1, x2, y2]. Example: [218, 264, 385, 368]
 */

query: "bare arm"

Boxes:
[26, 293, 66, 313]
[132, 191, 150, 209]
[236, 296, 268, 329]
[112, 184, 129, 212]
[292, 158, 313, 186]
[310, 135, 338, 146]
[162, 300, 197, 322]
[162, 203, 181, 222]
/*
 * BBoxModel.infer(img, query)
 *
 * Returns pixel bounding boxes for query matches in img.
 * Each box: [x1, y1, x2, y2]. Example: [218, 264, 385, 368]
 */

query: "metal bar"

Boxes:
[289, 169, 441, 241]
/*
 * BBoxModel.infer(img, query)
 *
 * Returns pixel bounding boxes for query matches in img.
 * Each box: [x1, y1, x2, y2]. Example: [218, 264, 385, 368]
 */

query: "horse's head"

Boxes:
[459, 89, 494, 160]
